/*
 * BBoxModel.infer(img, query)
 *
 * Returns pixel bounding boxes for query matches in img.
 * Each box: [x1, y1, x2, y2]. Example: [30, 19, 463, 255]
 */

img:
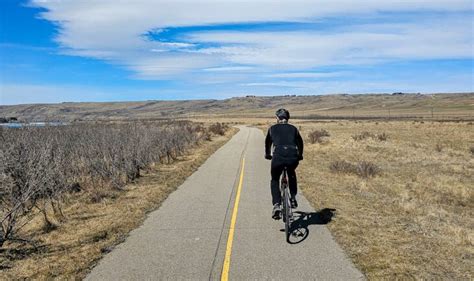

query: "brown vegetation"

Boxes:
[0, 121, 208, 246]
[329, 160, 380, 178]
[209, 122, 229, 136]
[308, 129, 330, 144]
[0, 121, 233, 279]
[297, 120, 473, 279]
[352, 131, 388, 142]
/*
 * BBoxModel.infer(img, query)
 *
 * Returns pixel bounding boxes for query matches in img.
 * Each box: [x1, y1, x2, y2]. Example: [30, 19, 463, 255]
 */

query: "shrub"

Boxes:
[329, 160, 357, 174]
[356, 161, 380, 178]
[209, 122, 228, 136]
[0, 120, 204, 246]
[352, 131, 374, 141]
[329, 160, 380, 178]
[377, 132, 388, 141]
[203, 131, 212, 141]
[308, 129, 330, 144]
[352, 131, 388, 141]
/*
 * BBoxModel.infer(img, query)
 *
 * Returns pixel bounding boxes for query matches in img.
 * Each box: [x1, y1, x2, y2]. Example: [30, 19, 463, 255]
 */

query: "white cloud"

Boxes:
[187, 19, 472, 68]
[242, 74, 474, 94]
[203, 66, 255, 72]
[127, 53, 222, 79]
[267, 72, 349, 78]
[29, 0, 473, 81]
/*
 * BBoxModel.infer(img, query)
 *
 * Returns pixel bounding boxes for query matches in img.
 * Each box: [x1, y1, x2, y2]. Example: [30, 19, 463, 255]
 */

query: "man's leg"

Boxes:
[270, 160, 283, 205]
[287, 161, 299, 198]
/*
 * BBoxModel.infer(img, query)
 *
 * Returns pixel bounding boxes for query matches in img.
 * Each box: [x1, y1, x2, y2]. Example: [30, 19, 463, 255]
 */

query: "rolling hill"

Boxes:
[1, 93, 473, 122]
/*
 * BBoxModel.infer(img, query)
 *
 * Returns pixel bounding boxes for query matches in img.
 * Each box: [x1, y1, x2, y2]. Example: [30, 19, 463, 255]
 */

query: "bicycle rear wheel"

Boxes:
[283, 187, 291, 242]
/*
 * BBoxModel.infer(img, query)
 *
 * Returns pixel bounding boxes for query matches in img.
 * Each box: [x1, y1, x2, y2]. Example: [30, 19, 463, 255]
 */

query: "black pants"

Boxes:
[270, 158, 299, 205]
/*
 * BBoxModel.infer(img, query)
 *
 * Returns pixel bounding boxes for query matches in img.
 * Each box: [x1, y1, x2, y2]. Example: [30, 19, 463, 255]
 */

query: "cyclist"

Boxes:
[265, 108, 304, 220]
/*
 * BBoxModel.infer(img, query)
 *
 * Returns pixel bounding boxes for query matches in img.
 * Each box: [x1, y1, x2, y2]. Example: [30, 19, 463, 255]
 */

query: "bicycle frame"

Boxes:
[280, 167, 293, 242]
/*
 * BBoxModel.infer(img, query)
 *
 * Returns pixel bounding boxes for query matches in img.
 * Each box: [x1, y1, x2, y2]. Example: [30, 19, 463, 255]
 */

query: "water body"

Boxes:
[0, 122, 67, 128]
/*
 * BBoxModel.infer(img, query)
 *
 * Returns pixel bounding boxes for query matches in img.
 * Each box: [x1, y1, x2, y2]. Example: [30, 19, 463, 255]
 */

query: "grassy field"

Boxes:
[285, 120, 473, 279]
[0, 127, 237, 279]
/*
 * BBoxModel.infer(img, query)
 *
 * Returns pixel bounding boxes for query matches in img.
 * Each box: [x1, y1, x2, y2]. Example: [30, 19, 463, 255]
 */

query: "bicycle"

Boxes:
[280, 167, 293, 243]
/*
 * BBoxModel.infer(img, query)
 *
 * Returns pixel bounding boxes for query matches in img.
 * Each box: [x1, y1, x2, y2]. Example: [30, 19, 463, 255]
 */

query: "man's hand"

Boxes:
[265, 154, 272, 160]
[298, 155, 303, 161]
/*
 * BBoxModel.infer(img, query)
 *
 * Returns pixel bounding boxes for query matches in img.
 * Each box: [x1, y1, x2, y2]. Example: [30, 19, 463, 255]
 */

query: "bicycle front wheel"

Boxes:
[283, 188, 291, 242]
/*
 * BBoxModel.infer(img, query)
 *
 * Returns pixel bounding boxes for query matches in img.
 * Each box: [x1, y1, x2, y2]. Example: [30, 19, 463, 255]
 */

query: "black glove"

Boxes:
[298, 154, 303, 161]
[265, 154, 272, 160]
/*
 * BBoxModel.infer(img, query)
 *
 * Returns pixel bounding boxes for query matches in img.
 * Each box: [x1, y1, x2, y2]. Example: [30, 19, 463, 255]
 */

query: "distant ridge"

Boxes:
[1, 93, 472, 122]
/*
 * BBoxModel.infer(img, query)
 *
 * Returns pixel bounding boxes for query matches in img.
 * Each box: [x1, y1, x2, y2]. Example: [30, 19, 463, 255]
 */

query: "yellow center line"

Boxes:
[221, 157, 245, 281]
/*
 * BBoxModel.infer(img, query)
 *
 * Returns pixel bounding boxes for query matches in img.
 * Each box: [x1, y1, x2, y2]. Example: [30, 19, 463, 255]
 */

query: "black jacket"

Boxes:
[265, 123, 304, 160]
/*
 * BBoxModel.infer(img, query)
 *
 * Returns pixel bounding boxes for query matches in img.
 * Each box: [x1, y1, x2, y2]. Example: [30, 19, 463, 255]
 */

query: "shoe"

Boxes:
[290, 197, 298, 208]
[272, 203, 281, 220]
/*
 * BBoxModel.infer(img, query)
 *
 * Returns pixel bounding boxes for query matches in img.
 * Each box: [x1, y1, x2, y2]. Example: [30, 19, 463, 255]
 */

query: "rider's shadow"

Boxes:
[284, 208, 336, 244]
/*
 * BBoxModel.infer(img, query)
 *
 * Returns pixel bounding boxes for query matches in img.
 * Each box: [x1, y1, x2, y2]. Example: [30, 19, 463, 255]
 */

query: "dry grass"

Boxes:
[0, 128, 237, 280]
[296, 120, 473, 279]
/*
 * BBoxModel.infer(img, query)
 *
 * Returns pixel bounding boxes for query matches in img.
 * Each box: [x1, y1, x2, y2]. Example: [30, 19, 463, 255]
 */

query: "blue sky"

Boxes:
[0, 0, 473, 105]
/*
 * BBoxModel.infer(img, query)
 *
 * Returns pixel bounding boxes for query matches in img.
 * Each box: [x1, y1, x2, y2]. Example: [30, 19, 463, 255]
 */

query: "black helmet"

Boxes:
[275, 108, 290, 120]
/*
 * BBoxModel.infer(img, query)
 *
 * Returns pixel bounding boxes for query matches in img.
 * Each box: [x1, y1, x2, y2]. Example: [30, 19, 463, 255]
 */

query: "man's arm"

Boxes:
[296, 129, 304, 160]
[265, 127, 273, 159]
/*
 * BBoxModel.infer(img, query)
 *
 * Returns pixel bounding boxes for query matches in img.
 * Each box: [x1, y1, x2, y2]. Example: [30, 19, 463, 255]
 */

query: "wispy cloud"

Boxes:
[187, 19, 472, 68]
[266, 72, 349, 78]
[30, 0, 472, 79]
[2, 0, 466, 102]
[127, 53, 221, 79]
[242, 73, 474, 94]
[203, 66, 255, 72]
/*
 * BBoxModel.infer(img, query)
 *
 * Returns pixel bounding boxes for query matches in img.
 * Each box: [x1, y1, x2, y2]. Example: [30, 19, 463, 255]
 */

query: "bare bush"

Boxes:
[208, 122, 228, 136]
[308, 129, 330, 144]
[352, 131, 388, 141]
[0, 120, 206, 246]
[203, 131, 212, 141]
[356, 161, 380, 178]
[329, 160, 380, 178]
[377, 132, 388, 141]
[329, 160, 357, 174]
[352, 131, 375, 141]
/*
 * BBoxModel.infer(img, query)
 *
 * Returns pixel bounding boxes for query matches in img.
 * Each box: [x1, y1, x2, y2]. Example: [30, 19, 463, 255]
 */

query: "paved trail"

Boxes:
[87, 127, 364, 280]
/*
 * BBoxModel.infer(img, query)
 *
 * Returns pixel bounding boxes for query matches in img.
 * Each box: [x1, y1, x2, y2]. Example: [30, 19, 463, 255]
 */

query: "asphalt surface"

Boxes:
[86, 126, 364, 280]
